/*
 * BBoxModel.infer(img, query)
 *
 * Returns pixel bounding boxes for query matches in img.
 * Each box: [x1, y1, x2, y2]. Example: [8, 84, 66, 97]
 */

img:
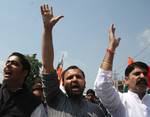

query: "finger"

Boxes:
[112, 24, 115, 29]
[45, 4, 50, 13]
[45, 4, 49, 10]
[43, 4, 47, 11]
[108, 24, 112, 33]
[112, 24, 116, 39]
[118, 37, 121, 42]
[52, 16, 64, 26]
[109, 24, 115, 34]
[117, 37, 121, 44]
[112, 24, 116, 33]
[42, 4, 51, 15]
[56, 15, 64, 21]
[109, 24, 115, 38]
[50, 7, 53, 16]
[53, 16, 64, 23]
[40, 5, 44, 15]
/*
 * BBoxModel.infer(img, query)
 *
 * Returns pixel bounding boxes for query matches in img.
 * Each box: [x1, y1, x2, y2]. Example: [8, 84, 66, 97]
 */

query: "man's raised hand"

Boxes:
[40, 4, 64, 30]
[108, 24, 121, 51]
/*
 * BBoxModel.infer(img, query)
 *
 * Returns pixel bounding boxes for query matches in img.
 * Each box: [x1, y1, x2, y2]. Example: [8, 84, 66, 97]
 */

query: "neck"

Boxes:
[130, 89, 146, 100]
[6, 80, 23, 91]
[69, 95, 83, 102]
[138, 92, 146, 100]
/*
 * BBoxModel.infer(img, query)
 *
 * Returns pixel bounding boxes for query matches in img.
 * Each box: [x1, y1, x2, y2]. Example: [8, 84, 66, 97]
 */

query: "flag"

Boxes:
[57, 54, 64, 82]
[128, 57, 134, 65]
[148, 66, 150, 88]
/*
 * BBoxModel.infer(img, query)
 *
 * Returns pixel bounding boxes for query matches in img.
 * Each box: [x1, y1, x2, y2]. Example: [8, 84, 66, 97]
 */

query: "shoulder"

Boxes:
[147, 93, 150, 96]
[85, 101, 106, 116]
[31, 104, 47, 117]
[85, 100, 102, 110]
[144, 93, 150, 99]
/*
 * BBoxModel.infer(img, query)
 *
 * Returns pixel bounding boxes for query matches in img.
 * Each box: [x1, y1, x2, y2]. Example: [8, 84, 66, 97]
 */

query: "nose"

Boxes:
[139, 72, 148, 80]
[6, 62, 11, 66]
[72, 76, 77, 81]
[140, 73, 145, 78]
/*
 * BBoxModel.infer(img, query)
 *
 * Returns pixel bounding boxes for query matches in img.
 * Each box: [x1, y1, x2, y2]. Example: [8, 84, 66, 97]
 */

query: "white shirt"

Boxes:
[94, 68, 150, 117]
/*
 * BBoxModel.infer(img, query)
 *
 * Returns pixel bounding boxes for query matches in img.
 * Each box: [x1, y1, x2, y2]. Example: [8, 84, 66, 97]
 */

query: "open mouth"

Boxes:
[136, 79, 147, 86]
[4, 70, 12, 78]
[71, 84, 80, 92]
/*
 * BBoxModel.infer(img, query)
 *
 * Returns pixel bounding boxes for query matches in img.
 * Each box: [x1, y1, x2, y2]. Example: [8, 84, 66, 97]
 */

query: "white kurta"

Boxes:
[94, 68, 150, 117]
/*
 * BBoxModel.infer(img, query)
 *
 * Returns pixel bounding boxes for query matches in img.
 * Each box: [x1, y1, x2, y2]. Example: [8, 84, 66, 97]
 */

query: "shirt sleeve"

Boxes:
[41, 71, 61, 105]
[94, 68, 125, 116]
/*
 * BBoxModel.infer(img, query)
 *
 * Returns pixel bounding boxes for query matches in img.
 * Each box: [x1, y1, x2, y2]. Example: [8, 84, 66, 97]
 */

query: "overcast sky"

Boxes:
[0, 0, 150, 90]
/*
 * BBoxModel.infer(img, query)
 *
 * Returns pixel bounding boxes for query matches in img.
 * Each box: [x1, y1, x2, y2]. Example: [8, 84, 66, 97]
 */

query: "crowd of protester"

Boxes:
[0, 3, 150, 117]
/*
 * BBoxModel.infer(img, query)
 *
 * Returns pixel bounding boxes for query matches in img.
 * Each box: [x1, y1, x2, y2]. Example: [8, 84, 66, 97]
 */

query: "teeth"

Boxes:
[72, 86, 80, 91]
[6, 72, 11, 74]
[72, 85, 79, 88]
[5, 71, 11, 75]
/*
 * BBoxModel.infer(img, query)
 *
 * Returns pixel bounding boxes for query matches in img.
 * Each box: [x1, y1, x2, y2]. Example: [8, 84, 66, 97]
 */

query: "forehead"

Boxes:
[130, 67, 147, 74]
[64, 69, 84, 78]
[87, 93, 94, 96]
[7, 55, 21, 63]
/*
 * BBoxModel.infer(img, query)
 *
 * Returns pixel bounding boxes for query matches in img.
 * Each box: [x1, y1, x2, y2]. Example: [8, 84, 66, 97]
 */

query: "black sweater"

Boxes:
[0, 82, 41, 117]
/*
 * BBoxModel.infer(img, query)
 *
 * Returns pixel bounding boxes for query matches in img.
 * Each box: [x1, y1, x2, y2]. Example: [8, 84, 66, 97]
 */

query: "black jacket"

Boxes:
[0, 82, 41, 117]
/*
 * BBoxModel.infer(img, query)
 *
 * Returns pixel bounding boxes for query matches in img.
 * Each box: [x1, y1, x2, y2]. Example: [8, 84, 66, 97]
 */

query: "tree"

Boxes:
[25, 54, 42, 91]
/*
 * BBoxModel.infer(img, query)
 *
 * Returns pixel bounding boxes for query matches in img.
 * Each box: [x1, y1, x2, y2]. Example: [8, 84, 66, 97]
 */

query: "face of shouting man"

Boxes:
[62, 66, 86, 98]
[3, 52, 30, 88]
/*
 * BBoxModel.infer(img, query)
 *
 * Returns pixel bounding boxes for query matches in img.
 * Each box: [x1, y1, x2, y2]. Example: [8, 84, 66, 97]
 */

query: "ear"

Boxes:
[23, 70, 28, 78]
[84, 81, 86, 89]
[124, 76, 129, 85]
[125, 76, 129, 80]
[62, 80, 64, 86]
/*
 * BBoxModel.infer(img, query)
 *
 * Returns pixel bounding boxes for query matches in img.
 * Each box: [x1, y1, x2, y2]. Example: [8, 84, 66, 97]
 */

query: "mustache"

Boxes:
[136, 77, 147, 85]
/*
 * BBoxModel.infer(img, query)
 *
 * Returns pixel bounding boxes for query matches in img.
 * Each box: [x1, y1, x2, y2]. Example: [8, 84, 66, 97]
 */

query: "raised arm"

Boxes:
[41, 4, 63, 73]
[94, 25, 126, 116]
[101, 24, 120, 70]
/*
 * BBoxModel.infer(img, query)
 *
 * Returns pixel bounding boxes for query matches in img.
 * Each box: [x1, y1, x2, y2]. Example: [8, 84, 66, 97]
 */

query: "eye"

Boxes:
[75, 74, 83, 79]
[66, 76, 73, 80]
[11, 61, 20, 66]
[5, 60, 10, 65]
[133, 72, 141, 76]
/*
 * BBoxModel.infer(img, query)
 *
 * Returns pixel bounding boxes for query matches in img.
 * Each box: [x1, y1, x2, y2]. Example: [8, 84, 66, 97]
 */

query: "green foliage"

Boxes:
[25, 54, 42, 91]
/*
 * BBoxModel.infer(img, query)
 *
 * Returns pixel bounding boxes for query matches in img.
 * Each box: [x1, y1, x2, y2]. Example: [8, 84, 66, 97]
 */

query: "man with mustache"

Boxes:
[94, 24, 150, 117]
[32, 4, 105, 117]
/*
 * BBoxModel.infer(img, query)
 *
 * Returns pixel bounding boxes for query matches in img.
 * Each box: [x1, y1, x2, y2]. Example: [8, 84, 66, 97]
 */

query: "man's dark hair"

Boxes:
[61, 65, 85, 81]
[125, 61, 148, 77]
[86, 89, 95, 96]
[8, 52, 31, 79]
